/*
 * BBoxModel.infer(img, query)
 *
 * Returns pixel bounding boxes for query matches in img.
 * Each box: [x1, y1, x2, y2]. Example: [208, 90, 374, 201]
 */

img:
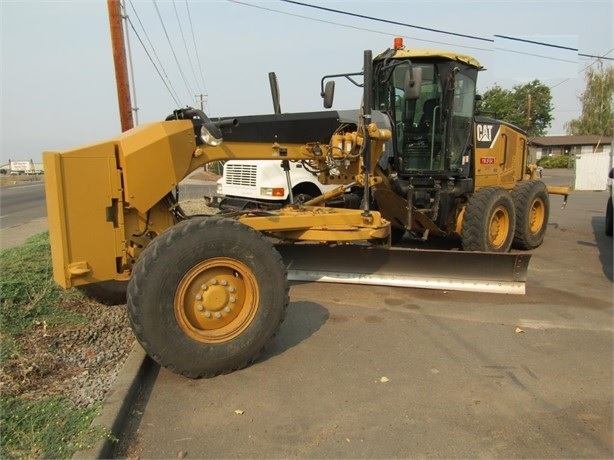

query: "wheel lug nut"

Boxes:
[221, 280, 228, 286]
[197, 304, 204, 311]
[228, 287, 236, 293]
[211, 279, 218, 285]
[195, 294, 202, 300]
[204, 311, 212, 318]
[214, 312, 222, 319]
[229, 297, 236, 303]
[224, 306, 231, 313]
[201, 284, 208, 291]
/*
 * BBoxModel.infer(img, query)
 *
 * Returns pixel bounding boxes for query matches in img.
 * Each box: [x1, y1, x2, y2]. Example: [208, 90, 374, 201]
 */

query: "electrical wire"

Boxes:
[226, 0, 491, 53]
[128, 0, 182, 105]
[152, 0, 195, 102]
[550, 49, 614, 90]
[185, 0, 208, 101]
[172, 0, 201, 96]
[125, 12, 181, 106]
[278, 0, 614, 62]
[493, 47, 579, 64]
[280, 0, 491, 42]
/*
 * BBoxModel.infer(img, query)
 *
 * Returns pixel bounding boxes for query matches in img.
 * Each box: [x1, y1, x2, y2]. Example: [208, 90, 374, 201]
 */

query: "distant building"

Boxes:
[0, 159, 44, 175]
[530, 135, 613, 160]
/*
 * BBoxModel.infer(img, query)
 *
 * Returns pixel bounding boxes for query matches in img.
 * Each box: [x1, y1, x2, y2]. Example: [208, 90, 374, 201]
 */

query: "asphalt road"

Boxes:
[0, 178, 216, 249]
[0, 180, 46, 229]
[117, 172, 613, 459]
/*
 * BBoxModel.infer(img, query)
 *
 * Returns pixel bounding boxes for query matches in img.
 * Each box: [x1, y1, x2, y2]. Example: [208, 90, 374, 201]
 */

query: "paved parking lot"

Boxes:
[121, 170, 612, 459]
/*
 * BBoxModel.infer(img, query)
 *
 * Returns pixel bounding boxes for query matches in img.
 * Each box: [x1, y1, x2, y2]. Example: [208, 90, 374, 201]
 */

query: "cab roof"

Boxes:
[374, 46, 483, 70]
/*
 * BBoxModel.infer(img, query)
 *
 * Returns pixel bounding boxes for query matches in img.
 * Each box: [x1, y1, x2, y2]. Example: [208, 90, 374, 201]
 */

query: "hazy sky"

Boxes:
[1, 0, 612, 164]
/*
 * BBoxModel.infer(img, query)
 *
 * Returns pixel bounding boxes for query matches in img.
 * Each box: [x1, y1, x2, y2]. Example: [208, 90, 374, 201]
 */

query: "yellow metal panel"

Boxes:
[43, 143, 124, 288]
[376, 48, 483, 69]
[44, 152, 72, 288]
[118, 121, 196, 212]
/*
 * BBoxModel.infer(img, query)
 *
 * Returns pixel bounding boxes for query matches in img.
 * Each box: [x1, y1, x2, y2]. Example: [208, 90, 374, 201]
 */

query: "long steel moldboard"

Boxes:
[275, 244, 531, 295]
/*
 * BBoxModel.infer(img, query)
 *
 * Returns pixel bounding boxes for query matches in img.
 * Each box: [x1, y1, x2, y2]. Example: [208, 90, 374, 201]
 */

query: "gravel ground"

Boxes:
[1, 302, 135, 408]
[1, 197, 219, 411]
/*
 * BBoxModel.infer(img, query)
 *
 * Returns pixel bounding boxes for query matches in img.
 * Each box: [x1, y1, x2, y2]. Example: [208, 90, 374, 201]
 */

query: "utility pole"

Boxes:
[526, 93, 532, 132]
[121, 0, 139, 126]
[108, 0, 133, 132]
[195, 93, 207, 111]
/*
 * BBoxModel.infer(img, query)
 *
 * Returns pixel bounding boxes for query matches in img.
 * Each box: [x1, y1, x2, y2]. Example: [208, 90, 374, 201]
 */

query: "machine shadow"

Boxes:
[590, 215, 613, 281]
[256, 297, 330, 363]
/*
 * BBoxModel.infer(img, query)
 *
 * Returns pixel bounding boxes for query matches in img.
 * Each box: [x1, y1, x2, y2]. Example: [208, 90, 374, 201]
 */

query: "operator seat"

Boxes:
[402, 98, 441, 170]
[417, 98, 439, 132]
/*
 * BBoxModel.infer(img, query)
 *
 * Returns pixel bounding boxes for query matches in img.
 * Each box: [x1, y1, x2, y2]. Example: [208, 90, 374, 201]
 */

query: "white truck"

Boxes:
[215, 159, 339, 210]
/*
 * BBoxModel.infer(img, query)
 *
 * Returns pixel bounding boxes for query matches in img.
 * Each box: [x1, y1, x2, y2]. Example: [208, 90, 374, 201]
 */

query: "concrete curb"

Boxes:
[73, 344, 153, 459]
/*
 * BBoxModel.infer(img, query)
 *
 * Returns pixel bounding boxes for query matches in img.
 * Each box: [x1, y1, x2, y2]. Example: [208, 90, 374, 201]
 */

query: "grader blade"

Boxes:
[276, 244, 531, 295]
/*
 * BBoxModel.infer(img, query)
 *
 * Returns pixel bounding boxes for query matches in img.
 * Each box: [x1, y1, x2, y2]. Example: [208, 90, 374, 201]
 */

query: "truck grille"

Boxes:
[225, 164, 258, 187]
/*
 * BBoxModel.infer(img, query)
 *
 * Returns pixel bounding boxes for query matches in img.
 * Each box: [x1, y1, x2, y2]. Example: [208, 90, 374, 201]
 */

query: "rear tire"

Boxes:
[127, 217, 289, 378]
[461, 187, 515, 252]
[511, 180, 550, 249]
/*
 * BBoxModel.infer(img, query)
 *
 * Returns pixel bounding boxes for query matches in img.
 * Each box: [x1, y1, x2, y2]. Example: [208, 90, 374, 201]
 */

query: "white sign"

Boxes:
[10, 161, 32, 172]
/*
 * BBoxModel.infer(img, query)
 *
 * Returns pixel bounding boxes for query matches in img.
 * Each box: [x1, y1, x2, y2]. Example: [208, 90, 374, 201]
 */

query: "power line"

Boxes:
[494, 47, 579, 64]
[549, 49, 614, 90]
[494, 34, 576, 52]
[152, 0, 195, 102]
[280, 0, 491, 43]
[226, 0, 492, 53]
[185, 0, 208, 97]
[126, 14, 180, 107]
[128, 0, 182, 106]
[172, 0, 200, 94]
[279, 0, 614, 62]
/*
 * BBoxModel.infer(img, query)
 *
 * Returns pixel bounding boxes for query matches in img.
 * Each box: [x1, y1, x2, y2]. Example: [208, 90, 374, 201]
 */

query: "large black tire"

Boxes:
[127, 217, 289, 378]
[461, 187, 516, 252]
[511, 180, 550, 249]
[389, 226, 406, 245]
[606, 196, 613, 237]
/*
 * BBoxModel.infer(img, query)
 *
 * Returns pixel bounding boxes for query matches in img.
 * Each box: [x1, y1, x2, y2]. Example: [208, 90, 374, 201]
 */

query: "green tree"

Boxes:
[566, 63, 614, 136]
[476, 79, 554, 137]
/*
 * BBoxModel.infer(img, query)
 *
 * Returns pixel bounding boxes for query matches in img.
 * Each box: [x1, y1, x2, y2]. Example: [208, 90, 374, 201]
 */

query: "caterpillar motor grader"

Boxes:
[44, 41, 561, 378]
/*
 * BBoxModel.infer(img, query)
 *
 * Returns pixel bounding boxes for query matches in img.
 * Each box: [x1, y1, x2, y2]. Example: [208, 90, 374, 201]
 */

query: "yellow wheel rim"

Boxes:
[174, 257, 259, 344]
[528, 197, 546, 234]
[489, 205, 510, 249]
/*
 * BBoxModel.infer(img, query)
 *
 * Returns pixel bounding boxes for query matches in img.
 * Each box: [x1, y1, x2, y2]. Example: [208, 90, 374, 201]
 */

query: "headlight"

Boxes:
[199, 123, 223, 146]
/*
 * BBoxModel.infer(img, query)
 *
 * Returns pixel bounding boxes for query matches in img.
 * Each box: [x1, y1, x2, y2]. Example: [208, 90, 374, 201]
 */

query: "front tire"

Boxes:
[511, 180, 550, 249]
[389, 226, 406, 245]
[461, 187, 516, 252]
[127, 217, 289, 378]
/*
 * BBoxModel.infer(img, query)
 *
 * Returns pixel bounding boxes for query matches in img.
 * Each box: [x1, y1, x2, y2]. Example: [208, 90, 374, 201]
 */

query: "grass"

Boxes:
[1, 397, 108, 459]
[0, 232, 112, 459]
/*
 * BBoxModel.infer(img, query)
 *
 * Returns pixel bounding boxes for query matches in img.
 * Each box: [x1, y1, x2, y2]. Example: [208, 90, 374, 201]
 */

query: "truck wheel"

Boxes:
[606, 196, 613, 237]
[461, 187, 515, 252]
[127, 217, 289, 378]
[292, 193, 313, 205]
[511, 180, 550, 249]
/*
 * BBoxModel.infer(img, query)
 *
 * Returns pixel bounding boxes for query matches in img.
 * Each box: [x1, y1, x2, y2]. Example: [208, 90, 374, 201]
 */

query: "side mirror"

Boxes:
[322, 81, 335, 109]
[404, 67, 422, 100]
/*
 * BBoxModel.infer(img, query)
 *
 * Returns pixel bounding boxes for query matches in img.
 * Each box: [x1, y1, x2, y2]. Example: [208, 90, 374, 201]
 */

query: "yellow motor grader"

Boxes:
[44, 42, 565, 378]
